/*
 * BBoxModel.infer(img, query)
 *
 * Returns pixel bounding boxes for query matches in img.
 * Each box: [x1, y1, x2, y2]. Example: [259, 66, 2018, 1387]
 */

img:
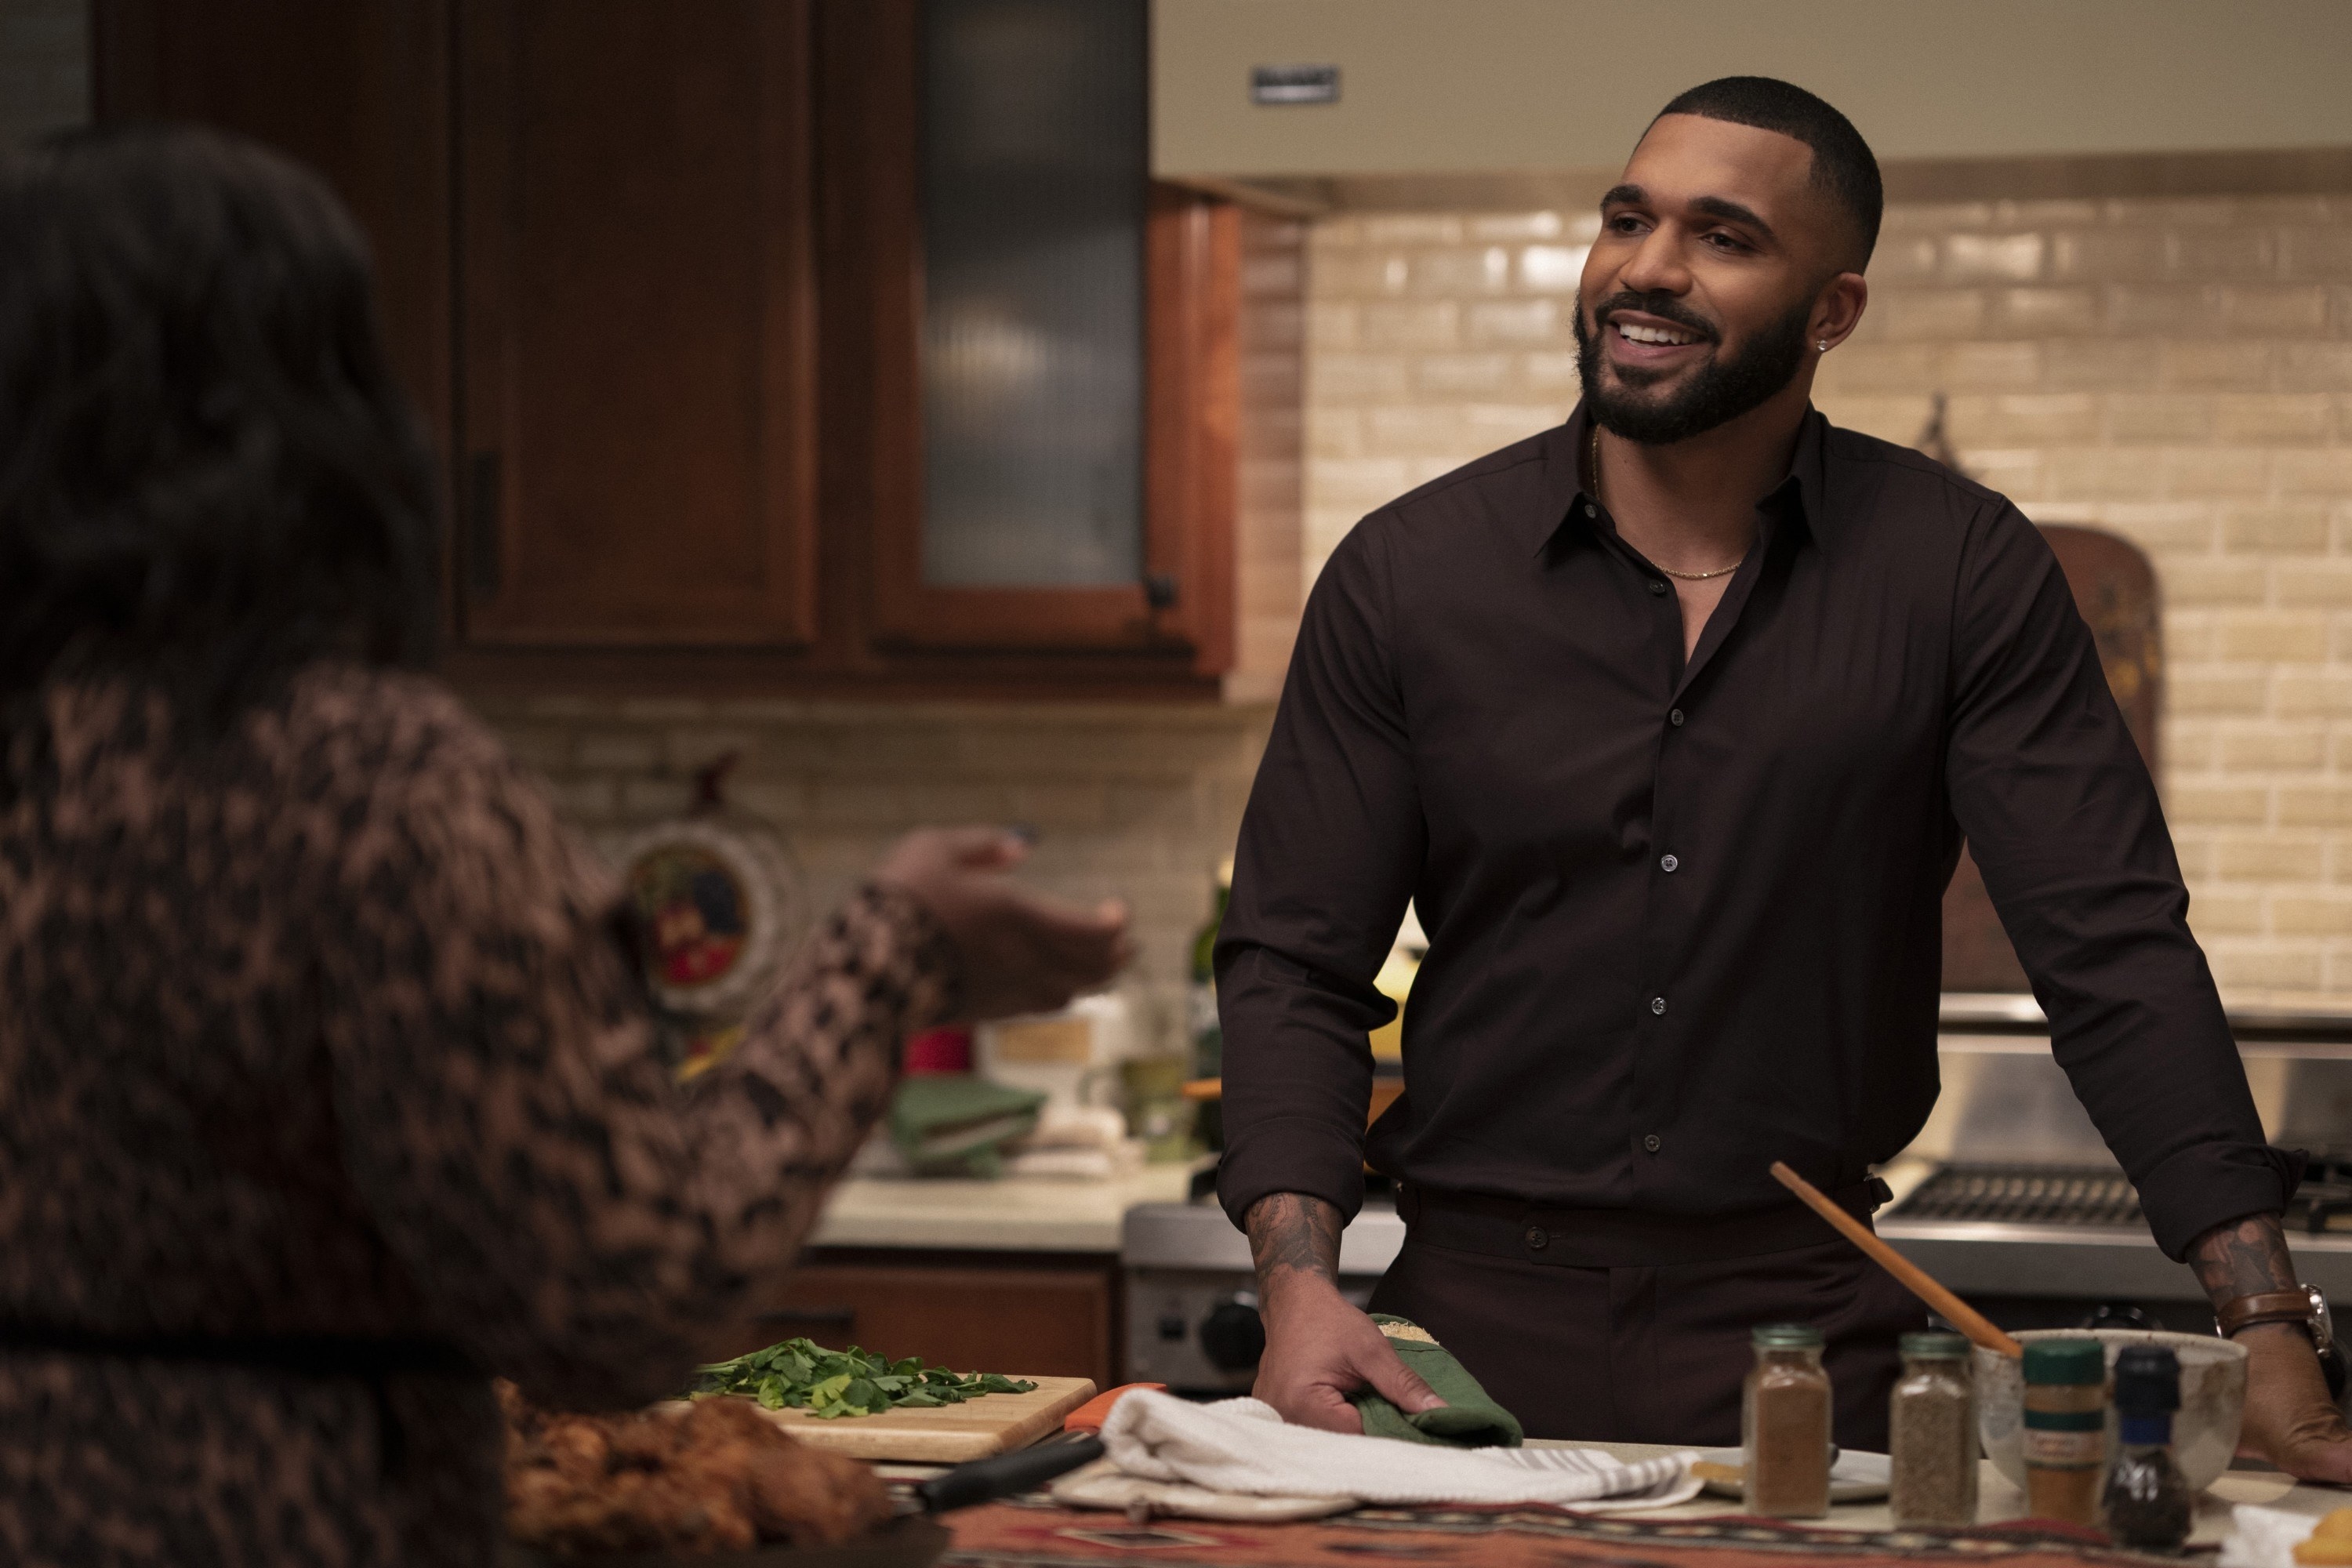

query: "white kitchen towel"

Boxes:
[2219, 1502, 2324, 1567]
[1098, 1390, 1702, 1510]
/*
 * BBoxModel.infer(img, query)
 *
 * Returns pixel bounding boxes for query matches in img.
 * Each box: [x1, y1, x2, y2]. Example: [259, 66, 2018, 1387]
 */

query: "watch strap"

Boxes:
[2217, 1287, 2317, 1338]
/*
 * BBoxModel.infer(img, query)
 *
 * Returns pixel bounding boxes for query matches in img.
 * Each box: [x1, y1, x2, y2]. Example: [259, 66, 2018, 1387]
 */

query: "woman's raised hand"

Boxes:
[874, 828, 1132, 1020]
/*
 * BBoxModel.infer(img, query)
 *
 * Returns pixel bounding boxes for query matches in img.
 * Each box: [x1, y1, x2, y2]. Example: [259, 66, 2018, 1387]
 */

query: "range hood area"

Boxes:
[1152, 0, 2352, 203]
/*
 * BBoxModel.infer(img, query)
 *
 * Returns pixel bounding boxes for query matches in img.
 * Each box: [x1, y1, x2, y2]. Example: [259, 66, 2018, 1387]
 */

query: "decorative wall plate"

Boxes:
[615, 759, 808, 1029]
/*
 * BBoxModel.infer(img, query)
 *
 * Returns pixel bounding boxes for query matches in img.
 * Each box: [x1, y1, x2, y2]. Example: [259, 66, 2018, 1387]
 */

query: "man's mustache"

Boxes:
[1589, 292, 1720, 343]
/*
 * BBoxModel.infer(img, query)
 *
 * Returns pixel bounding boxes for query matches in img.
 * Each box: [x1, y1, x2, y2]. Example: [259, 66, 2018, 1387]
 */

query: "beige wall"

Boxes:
[1302, 189, 2352, 1000]
[1155, 0, 2352, 180]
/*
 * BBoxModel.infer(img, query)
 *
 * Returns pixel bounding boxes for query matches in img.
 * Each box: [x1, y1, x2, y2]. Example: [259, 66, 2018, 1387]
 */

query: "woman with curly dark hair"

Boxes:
[0, 124, 1128, 1567]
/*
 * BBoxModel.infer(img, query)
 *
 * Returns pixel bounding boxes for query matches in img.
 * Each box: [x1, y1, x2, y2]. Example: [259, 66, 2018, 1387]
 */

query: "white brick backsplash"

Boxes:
[1518, 245, 1589, 293]
[1465, 299, 1560, 345]
[477, 696, 1274, 1005]
[1466, 212, 1563, 241]
[1943, 233, 2046, 283]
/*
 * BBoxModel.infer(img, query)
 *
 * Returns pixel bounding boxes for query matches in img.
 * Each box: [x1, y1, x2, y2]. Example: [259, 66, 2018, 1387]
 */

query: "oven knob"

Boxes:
[2080, 1303, 2158, 1333]
[1198, 1299, 1266, 1371]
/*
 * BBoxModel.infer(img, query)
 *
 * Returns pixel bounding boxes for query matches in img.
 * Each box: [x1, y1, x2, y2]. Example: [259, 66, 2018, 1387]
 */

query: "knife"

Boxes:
[912, 1382, 1163, 1515]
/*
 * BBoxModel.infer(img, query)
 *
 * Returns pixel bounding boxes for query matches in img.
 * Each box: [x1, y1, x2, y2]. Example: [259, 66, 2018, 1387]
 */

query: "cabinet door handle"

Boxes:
[466, 451, 503, 602]
[1143, 572, 1178, 611]
[757, 1306, 857, 1332]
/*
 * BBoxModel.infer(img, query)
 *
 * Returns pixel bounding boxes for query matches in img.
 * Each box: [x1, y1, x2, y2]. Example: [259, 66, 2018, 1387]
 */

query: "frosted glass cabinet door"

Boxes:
[850, 0, 1237, 672]
[917, 0, 1147, 590]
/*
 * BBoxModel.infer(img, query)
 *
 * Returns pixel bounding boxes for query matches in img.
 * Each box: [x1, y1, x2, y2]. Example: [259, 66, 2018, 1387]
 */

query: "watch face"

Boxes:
[2310, 1283, 2335, 1353]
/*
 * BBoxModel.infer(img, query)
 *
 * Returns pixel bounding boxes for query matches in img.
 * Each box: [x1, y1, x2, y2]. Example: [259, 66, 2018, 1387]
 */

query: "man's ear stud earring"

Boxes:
[1817, 339, 1830, 352]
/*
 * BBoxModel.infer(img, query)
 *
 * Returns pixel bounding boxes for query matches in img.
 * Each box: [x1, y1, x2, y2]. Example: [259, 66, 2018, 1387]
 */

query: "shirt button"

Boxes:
[1668, 708, 1685, 727]
[1525, 1226, 1549, 1250]
[1583, 502, 1596, 517]
[1643, 1133, 1663, 1153]
[1650, 996, 1668, 1016]
[1647, 579, 1668, 596]
[1660, 854, 1679, 873]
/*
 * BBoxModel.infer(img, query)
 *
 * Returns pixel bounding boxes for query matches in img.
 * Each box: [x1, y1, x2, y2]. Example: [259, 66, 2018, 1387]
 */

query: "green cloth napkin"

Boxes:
[1350, 1314, 1524, 1447]
[886, 1074, 1047, 1177]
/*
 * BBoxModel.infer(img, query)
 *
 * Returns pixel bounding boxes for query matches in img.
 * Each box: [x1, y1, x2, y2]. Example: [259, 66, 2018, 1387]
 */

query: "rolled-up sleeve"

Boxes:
[1947, 501, 2301, 1258]
[1215, 520, 1426, 1231]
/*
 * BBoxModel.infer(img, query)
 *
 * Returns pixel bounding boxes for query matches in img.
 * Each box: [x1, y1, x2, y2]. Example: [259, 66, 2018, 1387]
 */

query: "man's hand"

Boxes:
[873, 828, 1131, 1020]
[2189, 1212, 2352, 1483]
[2238, 1323, 2352, 1483]
[1245, 1192, 1444, 1432]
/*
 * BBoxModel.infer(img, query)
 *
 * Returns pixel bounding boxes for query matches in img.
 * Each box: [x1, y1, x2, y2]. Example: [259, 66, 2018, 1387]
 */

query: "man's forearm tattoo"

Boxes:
[1246, 1192, 1341, 1289]
[2189, 1210, 2298, 1308]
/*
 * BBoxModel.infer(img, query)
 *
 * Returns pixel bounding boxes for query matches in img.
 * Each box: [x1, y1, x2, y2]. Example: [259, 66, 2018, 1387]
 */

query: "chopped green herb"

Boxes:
[688, 1338, 1038, 1419]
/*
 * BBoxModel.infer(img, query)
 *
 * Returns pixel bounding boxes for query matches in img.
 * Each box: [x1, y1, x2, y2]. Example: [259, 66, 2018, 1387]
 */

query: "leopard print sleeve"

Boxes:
[306, 674, 956, 1410]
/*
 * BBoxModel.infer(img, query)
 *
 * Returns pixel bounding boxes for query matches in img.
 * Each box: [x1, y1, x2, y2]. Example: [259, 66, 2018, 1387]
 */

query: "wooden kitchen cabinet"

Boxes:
[96, 0, 1243, 699]
[748, 1250, 1121, 1389]
[90, 0, 455, 473]
[454, 0, 820, 650]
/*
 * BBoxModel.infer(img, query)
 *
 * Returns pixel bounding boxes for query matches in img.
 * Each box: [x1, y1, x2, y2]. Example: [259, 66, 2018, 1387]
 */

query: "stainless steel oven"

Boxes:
[1877, 996, 2352, 1336]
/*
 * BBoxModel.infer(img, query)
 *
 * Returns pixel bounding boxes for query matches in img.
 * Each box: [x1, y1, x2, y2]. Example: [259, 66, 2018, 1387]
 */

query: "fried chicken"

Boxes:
[500, 1381, 893, 1554]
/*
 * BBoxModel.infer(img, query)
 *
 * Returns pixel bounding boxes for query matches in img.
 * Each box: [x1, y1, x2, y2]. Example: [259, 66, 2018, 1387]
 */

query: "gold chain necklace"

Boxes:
[1588, 425, 1746, 582]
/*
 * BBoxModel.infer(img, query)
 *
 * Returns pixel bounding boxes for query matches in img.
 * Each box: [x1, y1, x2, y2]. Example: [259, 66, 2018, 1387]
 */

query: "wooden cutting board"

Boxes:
[730, 1376, 1097, 1461]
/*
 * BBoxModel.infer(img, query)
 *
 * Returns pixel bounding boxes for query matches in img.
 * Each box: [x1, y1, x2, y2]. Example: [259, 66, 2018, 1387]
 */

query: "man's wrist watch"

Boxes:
[2217, 1283, 2343, 1397]
[2216, 1284, 2332, 1343]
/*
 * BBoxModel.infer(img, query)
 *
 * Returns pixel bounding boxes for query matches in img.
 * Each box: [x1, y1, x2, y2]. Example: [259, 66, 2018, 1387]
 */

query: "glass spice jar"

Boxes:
[1743, 1323, 1832, 1518]
[1888, 1330, 1977, 1528]
[2102, 1345, 2191, 1552]
[2021, 1338, 2107, 1528]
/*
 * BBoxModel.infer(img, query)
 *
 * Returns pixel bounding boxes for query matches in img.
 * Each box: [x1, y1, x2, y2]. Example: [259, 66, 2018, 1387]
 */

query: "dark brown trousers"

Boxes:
[1367, 1232, 1926, 1450]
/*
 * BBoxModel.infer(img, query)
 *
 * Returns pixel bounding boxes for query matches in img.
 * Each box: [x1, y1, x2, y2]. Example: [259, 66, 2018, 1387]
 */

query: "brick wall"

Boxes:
[1303, 191, 2352, 1000]
[470, 695, 1271, 1038]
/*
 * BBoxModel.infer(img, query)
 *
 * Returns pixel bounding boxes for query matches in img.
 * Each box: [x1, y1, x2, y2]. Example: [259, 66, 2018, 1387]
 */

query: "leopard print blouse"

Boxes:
[0, 666, 957, 1566]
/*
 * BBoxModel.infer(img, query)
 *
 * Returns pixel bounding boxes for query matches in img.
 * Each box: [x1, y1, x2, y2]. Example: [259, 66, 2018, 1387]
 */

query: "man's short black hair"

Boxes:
[1654, 76, 1882, 269]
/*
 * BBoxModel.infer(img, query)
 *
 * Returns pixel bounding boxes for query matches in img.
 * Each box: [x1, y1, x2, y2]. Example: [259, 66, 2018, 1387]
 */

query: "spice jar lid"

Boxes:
[1752, 1323, 1824, 1348]
[1899, 1330, 1971, 1359]
[2022, 1338, 2106, 1384]
[2113, 1345, 2181, 1414]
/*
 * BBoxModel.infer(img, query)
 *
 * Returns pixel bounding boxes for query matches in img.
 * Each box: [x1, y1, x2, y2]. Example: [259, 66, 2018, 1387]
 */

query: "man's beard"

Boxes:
[1573, 292, 1813, 445]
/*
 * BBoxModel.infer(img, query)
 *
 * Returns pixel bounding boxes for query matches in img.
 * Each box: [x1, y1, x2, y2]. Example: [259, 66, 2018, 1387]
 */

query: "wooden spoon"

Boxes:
[1769, 1160, 2024, 1359]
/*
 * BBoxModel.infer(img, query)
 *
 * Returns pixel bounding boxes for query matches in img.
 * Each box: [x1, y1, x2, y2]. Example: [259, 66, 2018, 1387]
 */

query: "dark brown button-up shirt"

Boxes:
[1216, 405, 2296, 1261]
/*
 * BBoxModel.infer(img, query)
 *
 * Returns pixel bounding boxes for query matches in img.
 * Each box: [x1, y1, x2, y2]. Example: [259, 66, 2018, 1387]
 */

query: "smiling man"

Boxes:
[1216, 77, 2352, 1473]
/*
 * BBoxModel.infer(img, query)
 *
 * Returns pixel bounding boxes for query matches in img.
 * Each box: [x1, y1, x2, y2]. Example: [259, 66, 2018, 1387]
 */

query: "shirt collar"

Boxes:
[1531, 401, 1835, 558]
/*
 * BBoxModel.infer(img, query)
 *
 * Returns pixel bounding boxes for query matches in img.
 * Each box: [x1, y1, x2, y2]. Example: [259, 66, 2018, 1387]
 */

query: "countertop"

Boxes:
[808, 1165, 1196, 1253]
